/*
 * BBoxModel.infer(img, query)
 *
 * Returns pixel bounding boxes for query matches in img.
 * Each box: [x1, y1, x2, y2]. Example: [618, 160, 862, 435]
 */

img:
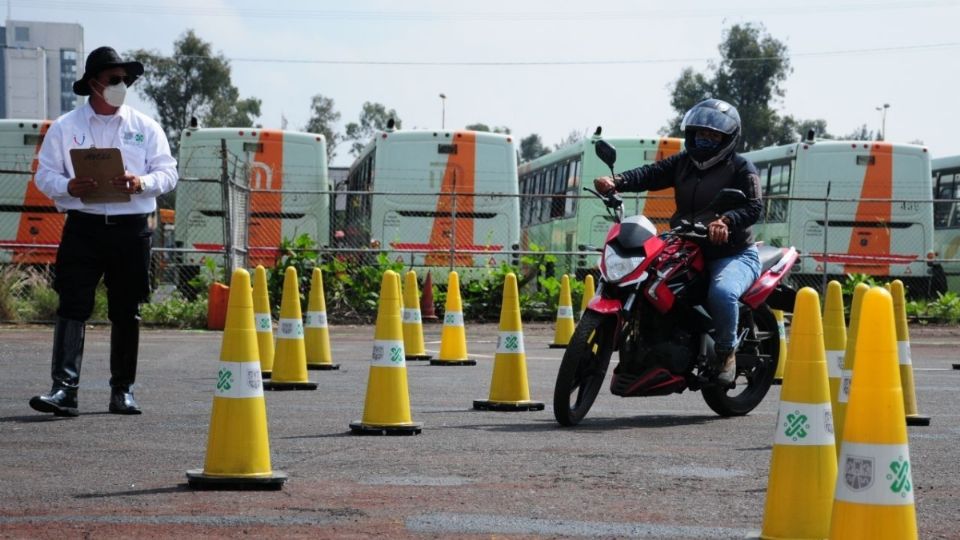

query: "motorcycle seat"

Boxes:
[757, 244, 785, 274]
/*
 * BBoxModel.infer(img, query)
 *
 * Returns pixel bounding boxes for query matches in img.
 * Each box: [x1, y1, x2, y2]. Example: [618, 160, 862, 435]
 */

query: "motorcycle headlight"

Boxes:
[603, 245, 645, 282]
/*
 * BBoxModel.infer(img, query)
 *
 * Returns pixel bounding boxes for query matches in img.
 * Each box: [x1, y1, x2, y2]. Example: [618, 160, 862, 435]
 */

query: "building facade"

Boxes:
[0, 20, 84, 120]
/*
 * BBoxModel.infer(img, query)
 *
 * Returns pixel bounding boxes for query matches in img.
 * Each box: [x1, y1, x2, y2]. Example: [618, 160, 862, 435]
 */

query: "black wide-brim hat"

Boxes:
[73, 46, 144, 96]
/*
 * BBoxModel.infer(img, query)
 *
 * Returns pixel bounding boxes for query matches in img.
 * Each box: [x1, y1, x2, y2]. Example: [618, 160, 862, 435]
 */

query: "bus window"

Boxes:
[551, 162, 567, 219]
[540, 168, 553, 223]
[935, 172, 959, 229]
[765, 162, 790, 223]
[565, 158, 580, 218]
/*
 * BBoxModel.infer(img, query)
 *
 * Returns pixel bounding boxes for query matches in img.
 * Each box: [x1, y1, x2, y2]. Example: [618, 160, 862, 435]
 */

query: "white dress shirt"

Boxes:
[35, 102, 178, 215]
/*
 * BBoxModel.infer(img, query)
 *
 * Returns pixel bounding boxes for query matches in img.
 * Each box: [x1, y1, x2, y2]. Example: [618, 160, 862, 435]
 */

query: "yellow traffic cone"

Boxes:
[830, 287, 917, 540]
[890, 280, 929, 426]
[549, 274, 575, 348]
[305, 267, 339, 371]
[431, 271, 474, 366]
[579, 274, 595, 320]
[771, 309, 788, 385]
[760, 287, 836, 539]
[834, 283, 869, 459]
[474, 273, 545, 411]
[350, 271, 423, 435]
[263, 267, 317, 390]
[402, 270, 431, 360]
[186, 269, 286, 489]
[252, 265, 275, 379]
[823, 280, 847, 426]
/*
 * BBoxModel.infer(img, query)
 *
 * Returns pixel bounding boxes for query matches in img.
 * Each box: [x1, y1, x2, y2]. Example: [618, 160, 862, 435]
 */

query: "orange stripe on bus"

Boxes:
[15, 121, 61, 264]
[249, 130, 284, 267]
[844, 143, 893, 275]
[426, 131, 476, 267]
[644, 138, 683, 233]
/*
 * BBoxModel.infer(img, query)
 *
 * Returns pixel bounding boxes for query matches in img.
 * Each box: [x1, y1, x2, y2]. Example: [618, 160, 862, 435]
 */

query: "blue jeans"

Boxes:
[706, 245, 761, 352]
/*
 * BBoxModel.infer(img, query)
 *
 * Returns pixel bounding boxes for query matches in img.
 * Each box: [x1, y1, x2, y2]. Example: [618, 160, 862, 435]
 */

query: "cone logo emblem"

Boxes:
[824, 410, 834, 434]
[844, 455, 874, 491]
[888, 458, 911, 497]
[217, 368, 233, 391]
[784, 411, 809, 441]
[257, 316, 270, 331]
[501, 334, 519, 351]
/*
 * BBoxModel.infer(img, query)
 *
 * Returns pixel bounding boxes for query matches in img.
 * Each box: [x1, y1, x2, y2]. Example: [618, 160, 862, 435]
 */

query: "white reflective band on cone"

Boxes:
[255, 313, 272, 333]
[557, 306, 574, 319]
[214, 361, 264, 398]
[898, 341, 912, 366]
[838, 370, 853, 403]
[276, 318, 304, 338]
[776, 319, 786, 338]
[496, 331, 525, 354]
[774, 401, 835, 446]
[403, 308, 422, 323]
[305, 311, 328, 328]
[835, 442, 914, 505]
[371, 339, 406, 368]
[826, 350, 844, 378]
[443, 311, 464, 326]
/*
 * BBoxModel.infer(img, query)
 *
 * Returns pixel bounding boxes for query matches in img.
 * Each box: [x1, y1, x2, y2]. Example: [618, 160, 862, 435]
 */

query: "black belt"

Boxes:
[67, 210, 148, 226]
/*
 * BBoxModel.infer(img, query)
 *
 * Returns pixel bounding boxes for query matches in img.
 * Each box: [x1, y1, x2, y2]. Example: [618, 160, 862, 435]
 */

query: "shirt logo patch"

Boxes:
[122, 131, 145, 146]
[72, 134, 87, 146]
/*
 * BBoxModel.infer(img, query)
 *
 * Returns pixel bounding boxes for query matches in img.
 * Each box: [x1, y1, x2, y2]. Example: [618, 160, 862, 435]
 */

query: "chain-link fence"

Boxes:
[2, 159, 958, 324]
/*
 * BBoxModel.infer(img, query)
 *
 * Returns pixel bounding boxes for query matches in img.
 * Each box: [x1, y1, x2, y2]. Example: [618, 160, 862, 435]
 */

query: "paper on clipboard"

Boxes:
[69, 147, 130, 204]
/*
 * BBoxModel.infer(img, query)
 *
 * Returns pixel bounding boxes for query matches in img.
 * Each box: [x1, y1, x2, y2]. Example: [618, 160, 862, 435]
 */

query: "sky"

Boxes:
[9, 0, 960, 167]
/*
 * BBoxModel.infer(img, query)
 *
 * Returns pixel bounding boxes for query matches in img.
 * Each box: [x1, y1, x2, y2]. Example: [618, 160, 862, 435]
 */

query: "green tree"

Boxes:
[466, 123, 511, 134]
[554, 129, 588, 150]
[843, 124, 877, 141]
[304, 94, 341, 162]
[519, 133, 549, 162]
[344, 102, 402, 157]
[128, 30, 260, 153]
[662, 23, 795, 151]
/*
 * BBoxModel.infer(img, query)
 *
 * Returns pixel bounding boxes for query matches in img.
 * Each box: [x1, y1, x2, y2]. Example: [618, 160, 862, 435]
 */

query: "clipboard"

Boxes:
[69, 148, 131, 204]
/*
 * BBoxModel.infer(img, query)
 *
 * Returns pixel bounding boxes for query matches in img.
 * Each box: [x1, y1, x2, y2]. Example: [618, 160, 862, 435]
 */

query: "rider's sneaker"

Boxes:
[716, 350, 737, 386]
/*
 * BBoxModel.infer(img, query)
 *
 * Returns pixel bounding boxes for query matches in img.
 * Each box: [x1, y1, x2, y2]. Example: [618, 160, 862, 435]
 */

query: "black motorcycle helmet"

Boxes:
[680, 98, 741, 170]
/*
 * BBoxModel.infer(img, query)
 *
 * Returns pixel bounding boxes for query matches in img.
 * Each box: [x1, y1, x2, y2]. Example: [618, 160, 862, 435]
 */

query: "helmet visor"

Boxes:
[680, 107, 739, 135]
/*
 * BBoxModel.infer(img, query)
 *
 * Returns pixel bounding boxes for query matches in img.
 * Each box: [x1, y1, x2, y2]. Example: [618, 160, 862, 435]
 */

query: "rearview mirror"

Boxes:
[594, 140, 617, 171]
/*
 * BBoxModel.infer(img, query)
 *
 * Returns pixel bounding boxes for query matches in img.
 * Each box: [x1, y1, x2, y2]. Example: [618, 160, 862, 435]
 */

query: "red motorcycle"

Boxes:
[553, 140, 798, 426]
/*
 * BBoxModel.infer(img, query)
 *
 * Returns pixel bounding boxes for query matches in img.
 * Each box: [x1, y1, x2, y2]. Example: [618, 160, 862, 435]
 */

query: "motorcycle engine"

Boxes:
[619, 327, 697, 376]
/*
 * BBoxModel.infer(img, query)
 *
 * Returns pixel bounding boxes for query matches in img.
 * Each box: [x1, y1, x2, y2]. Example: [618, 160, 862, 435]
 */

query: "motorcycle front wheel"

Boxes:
[702, 305, 779, 417]
[553, 311, 616, 426]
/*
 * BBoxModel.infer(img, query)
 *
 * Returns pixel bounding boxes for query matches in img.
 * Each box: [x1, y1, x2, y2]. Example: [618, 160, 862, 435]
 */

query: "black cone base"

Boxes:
[772, 379, 783, 386]
[261, 371, 271, 379]
[186, 469, 287, 490]
[548, 343, 568, 349]
[349, 421, 423, 436]
[953, 363, 959, 370]
[263, 381, 318, 391]
[307, 363, 340, 371]
[430, 359, 476, 366]
[473, 400, 545, 411]
[406, 354, 433, 361]
[906, 415, 931, 426]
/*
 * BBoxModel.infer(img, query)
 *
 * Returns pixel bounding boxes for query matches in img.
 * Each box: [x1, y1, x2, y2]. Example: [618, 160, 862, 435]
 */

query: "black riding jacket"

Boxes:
[614, 151, 763, 260]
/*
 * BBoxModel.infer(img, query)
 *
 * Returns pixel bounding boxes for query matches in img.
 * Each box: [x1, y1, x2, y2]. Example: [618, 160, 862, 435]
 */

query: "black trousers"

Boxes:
[54, 211, 152, 322]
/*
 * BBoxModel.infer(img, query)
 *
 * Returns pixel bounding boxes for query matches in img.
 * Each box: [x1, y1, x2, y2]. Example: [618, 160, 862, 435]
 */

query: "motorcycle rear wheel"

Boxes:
[553, 311, 615, 426]
[701, 305, 778, 417]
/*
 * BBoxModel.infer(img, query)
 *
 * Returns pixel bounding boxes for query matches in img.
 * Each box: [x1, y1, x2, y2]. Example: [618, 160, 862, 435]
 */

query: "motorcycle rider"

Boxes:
[593, 98, 763, 385]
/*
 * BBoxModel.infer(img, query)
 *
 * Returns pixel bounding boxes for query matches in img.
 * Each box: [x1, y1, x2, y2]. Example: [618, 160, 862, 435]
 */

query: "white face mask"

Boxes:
[101, 82, 127, 108]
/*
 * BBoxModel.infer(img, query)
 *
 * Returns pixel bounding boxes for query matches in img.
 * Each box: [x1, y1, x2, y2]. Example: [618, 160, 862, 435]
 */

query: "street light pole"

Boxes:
[439, 93, 446, 129]
[876, 103, 890, 140]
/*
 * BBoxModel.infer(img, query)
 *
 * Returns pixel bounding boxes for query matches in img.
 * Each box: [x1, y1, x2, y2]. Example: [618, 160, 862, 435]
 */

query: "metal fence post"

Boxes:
[220, 138, 233, 277]
[821, 181, 831, 294]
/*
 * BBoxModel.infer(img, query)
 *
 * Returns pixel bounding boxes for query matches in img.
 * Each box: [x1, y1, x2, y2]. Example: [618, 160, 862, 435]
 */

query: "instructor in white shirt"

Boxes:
[30, 46, 178, 417]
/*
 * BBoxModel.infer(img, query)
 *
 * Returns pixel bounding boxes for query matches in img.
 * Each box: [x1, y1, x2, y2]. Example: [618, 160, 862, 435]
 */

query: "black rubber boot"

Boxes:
[108, 319, 142, 415]
[29, 317, 85, 417]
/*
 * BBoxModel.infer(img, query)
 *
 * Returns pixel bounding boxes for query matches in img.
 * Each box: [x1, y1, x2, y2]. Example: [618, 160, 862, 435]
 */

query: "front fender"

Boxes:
[586, 296, 622, 315]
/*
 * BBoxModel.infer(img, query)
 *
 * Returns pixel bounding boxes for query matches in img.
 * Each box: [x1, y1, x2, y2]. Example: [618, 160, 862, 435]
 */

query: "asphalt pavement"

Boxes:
[1, 322, 957, 539]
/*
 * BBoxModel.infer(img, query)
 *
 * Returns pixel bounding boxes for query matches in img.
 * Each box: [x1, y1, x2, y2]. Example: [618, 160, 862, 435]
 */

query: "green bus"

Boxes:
[518, 135, 683, 277]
